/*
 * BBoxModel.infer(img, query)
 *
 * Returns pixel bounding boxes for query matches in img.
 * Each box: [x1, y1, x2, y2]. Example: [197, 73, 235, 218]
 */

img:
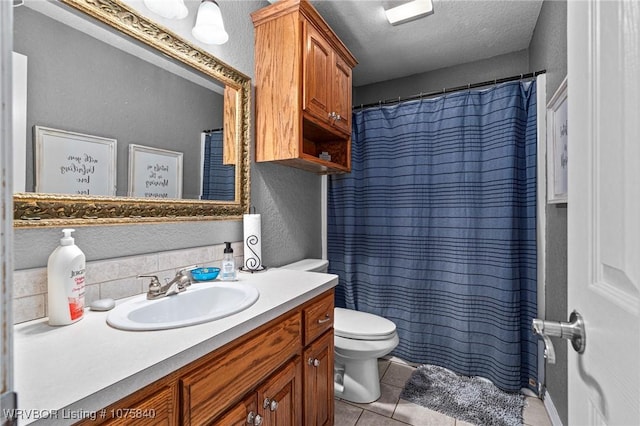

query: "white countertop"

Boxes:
[14, 268, 338, 425]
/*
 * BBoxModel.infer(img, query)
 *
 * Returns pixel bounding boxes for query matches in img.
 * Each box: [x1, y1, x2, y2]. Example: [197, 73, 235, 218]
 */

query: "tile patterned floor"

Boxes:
[335, 357, 553, 426]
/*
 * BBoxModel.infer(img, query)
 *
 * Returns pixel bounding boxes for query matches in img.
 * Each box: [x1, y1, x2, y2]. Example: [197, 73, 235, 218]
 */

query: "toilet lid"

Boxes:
[334, 307, 397, 340]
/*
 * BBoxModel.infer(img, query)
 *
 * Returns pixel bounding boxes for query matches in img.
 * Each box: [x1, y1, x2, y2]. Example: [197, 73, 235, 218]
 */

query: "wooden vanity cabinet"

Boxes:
[302, 291, 334, 426]
[252, 0, 357, 174]
[303, 332, 334, 426]
[215, 359, 302, 426]
[82, 380, 178, 426]
[74, 290, 335, 426]
[180, 311, 302, 425]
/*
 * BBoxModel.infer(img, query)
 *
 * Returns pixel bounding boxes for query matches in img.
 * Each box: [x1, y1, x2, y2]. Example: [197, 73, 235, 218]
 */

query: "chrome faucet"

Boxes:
[138, 265, 198, 300]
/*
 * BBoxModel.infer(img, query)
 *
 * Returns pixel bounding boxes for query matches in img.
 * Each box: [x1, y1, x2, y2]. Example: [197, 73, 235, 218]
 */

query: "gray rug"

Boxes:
[400, 364, 525, 426]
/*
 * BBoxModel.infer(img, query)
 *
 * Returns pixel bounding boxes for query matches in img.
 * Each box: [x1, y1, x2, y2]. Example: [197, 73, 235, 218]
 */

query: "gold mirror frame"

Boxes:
[13, 0, 251, 227]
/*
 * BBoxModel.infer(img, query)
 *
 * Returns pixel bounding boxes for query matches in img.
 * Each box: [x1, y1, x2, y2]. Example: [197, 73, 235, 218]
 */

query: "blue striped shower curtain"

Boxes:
[328, 81, 537, 392]
[201, 130, 235, 201]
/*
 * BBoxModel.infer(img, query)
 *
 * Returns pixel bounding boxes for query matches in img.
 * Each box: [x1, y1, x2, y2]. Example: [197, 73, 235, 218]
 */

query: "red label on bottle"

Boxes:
[68, 297, 84, 321]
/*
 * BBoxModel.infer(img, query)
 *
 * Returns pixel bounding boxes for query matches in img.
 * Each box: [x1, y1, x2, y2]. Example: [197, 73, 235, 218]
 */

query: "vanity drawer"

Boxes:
[303, 291, 335, 345]
[180, 311, 302, 425]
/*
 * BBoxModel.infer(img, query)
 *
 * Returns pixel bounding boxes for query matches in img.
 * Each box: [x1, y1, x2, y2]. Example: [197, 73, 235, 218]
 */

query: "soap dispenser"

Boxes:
[220, 242, 237, 281]
[47, 229, 86, 325]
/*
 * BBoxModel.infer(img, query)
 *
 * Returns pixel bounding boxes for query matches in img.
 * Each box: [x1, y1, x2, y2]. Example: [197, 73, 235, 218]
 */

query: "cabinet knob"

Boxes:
[328, 111, 336, 119]
[263, 397, 278, 411]
[335, 114, 342, 121]
[308, 357, 320, 367]
[247, 411, 263, 425]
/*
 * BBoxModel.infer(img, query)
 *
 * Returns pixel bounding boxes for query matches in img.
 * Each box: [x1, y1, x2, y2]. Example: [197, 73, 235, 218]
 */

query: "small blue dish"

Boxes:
[190, 267, 220, 281]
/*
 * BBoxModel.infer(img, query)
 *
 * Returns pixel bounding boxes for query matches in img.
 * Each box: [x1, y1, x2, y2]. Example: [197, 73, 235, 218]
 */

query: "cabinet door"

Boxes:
[331, 54, 352, 136]
[303, 22, 332, 125]
[303, 331, 334, 426]
[258, 358, 302, 426]
[212, 394, 259, 426]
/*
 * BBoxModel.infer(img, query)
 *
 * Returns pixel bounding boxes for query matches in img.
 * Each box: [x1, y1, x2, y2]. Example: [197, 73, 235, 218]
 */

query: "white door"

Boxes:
[567, 1, 640, 424]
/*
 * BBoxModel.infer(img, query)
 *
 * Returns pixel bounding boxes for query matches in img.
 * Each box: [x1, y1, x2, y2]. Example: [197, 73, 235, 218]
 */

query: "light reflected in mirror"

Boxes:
[12, 0, 250, 226]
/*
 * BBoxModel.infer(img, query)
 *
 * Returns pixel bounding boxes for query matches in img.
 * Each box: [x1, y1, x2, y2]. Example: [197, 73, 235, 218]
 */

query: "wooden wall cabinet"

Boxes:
[252, 0, 357, 174]
[75, 290, 335, 426]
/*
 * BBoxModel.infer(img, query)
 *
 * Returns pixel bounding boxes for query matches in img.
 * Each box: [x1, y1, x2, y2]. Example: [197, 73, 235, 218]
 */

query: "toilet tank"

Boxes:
[280, 258, 329, 273]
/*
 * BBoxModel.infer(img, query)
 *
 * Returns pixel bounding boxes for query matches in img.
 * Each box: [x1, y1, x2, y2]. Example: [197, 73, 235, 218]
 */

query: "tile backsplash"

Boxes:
[13, 241, 244, 324]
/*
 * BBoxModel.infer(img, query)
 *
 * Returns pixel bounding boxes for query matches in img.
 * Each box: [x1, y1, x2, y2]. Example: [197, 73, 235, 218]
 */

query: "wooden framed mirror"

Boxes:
[12, 0, 251, 227]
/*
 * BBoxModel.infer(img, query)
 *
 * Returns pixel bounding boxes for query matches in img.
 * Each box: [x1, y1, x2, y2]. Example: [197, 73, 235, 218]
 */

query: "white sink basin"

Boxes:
[107, 282, 259, 331]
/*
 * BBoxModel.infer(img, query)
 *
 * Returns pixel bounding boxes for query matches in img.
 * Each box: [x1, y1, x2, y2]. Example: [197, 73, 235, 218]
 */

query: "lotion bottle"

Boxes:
[220, 242, 237, 281]
[47, 229, 86, 326]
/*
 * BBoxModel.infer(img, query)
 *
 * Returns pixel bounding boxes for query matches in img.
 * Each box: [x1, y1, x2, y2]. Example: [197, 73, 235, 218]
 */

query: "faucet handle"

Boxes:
[176, 265, 198, 288]
[180, 265, 199, 273]
[177, 265, 198, 288]
[137, 274, 161, 295]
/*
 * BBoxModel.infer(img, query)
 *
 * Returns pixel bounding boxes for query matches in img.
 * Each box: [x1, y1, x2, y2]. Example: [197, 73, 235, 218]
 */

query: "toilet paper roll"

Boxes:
[243, 214, 262, 271]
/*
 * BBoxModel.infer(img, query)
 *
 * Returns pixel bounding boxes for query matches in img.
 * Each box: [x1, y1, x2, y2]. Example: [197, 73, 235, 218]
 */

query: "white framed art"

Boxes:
[128, 144, 183, 199]
[34, 126, 117, 196]
[546, 77, 568, 204]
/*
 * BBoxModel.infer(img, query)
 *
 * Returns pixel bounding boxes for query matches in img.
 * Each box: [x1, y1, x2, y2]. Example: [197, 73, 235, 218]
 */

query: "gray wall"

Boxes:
[354, 49, 529, 106]
[14, 7, 224, 199]
[529, 0, 568, 424]
[13, 0, 323, 270]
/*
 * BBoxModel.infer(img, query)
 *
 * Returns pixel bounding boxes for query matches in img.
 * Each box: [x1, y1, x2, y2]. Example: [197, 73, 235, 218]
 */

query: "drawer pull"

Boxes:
[308, 357, 320, 367]
[247, 412, 263, 425]
[263, 397, 278, 412]
[317, 314, 331, 324]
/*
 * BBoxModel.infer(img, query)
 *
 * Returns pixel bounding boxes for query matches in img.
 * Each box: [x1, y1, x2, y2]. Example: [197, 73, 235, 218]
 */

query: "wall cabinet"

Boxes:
[75, 290, 334, 426]
[303, 22, 352, 137]
[252, 0, 357, 174]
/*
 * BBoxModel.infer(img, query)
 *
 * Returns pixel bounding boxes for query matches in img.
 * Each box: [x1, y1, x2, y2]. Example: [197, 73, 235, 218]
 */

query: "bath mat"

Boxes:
[400, 364, 525, 426]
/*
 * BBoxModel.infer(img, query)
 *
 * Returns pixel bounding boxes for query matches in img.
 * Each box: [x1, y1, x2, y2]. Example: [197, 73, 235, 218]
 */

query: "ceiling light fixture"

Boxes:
[143, 0, 188, 20]
[192, 0, 229, 45]
[384, 0, 434, 26]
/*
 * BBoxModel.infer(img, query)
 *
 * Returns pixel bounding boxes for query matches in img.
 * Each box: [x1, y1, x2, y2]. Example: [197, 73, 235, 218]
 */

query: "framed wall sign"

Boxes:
[128, 144, 183, 199]
[546, 77, 568, 204]
[34, 126, 117, 196]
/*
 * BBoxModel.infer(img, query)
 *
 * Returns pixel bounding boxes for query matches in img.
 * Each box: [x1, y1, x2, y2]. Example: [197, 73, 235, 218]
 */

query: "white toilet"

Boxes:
[280, 259, 399, 403]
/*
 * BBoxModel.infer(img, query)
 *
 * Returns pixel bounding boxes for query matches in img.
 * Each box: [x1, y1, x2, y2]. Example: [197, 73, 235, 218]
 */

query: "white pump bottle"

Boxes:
[47, 229, 86, 326]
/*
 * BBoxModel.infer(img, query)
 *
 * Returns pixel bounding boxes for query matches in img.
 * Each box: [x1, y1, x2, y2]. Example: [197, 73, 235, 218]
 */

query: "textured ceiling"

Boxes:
[310, 0, 544, 87]
[34, 0, 544, 88]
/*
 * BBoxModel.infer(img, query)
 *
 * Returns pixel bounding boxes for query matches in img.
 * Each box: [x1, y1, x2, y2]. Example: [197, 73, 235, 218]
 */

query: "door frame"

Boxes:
[1, 0, 16, 422]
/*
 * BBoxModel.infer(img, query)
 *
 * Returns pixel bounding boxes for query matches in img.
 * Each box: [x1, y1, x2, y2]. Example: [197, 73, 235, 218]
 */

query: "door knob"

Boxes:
[532, 310, 586, 364]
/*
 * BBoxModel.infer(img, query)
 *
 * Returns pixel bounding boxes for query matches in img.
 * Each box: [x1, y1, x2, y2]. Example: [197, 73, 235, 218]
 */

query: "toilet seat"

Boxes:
[334, 307, 397, 341]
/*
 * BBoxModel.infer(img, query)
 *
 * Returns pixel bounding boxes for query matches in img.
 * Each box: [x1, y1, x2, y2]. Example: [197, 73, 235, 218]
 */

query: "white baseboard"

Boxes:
[543, 390, 563, 426]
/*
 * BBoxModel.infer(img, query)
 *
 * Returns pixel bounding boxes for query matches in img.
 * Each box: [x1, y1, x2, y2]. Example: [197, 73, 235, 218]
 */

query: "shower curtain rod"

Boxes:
[354, 69, 546, 111]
